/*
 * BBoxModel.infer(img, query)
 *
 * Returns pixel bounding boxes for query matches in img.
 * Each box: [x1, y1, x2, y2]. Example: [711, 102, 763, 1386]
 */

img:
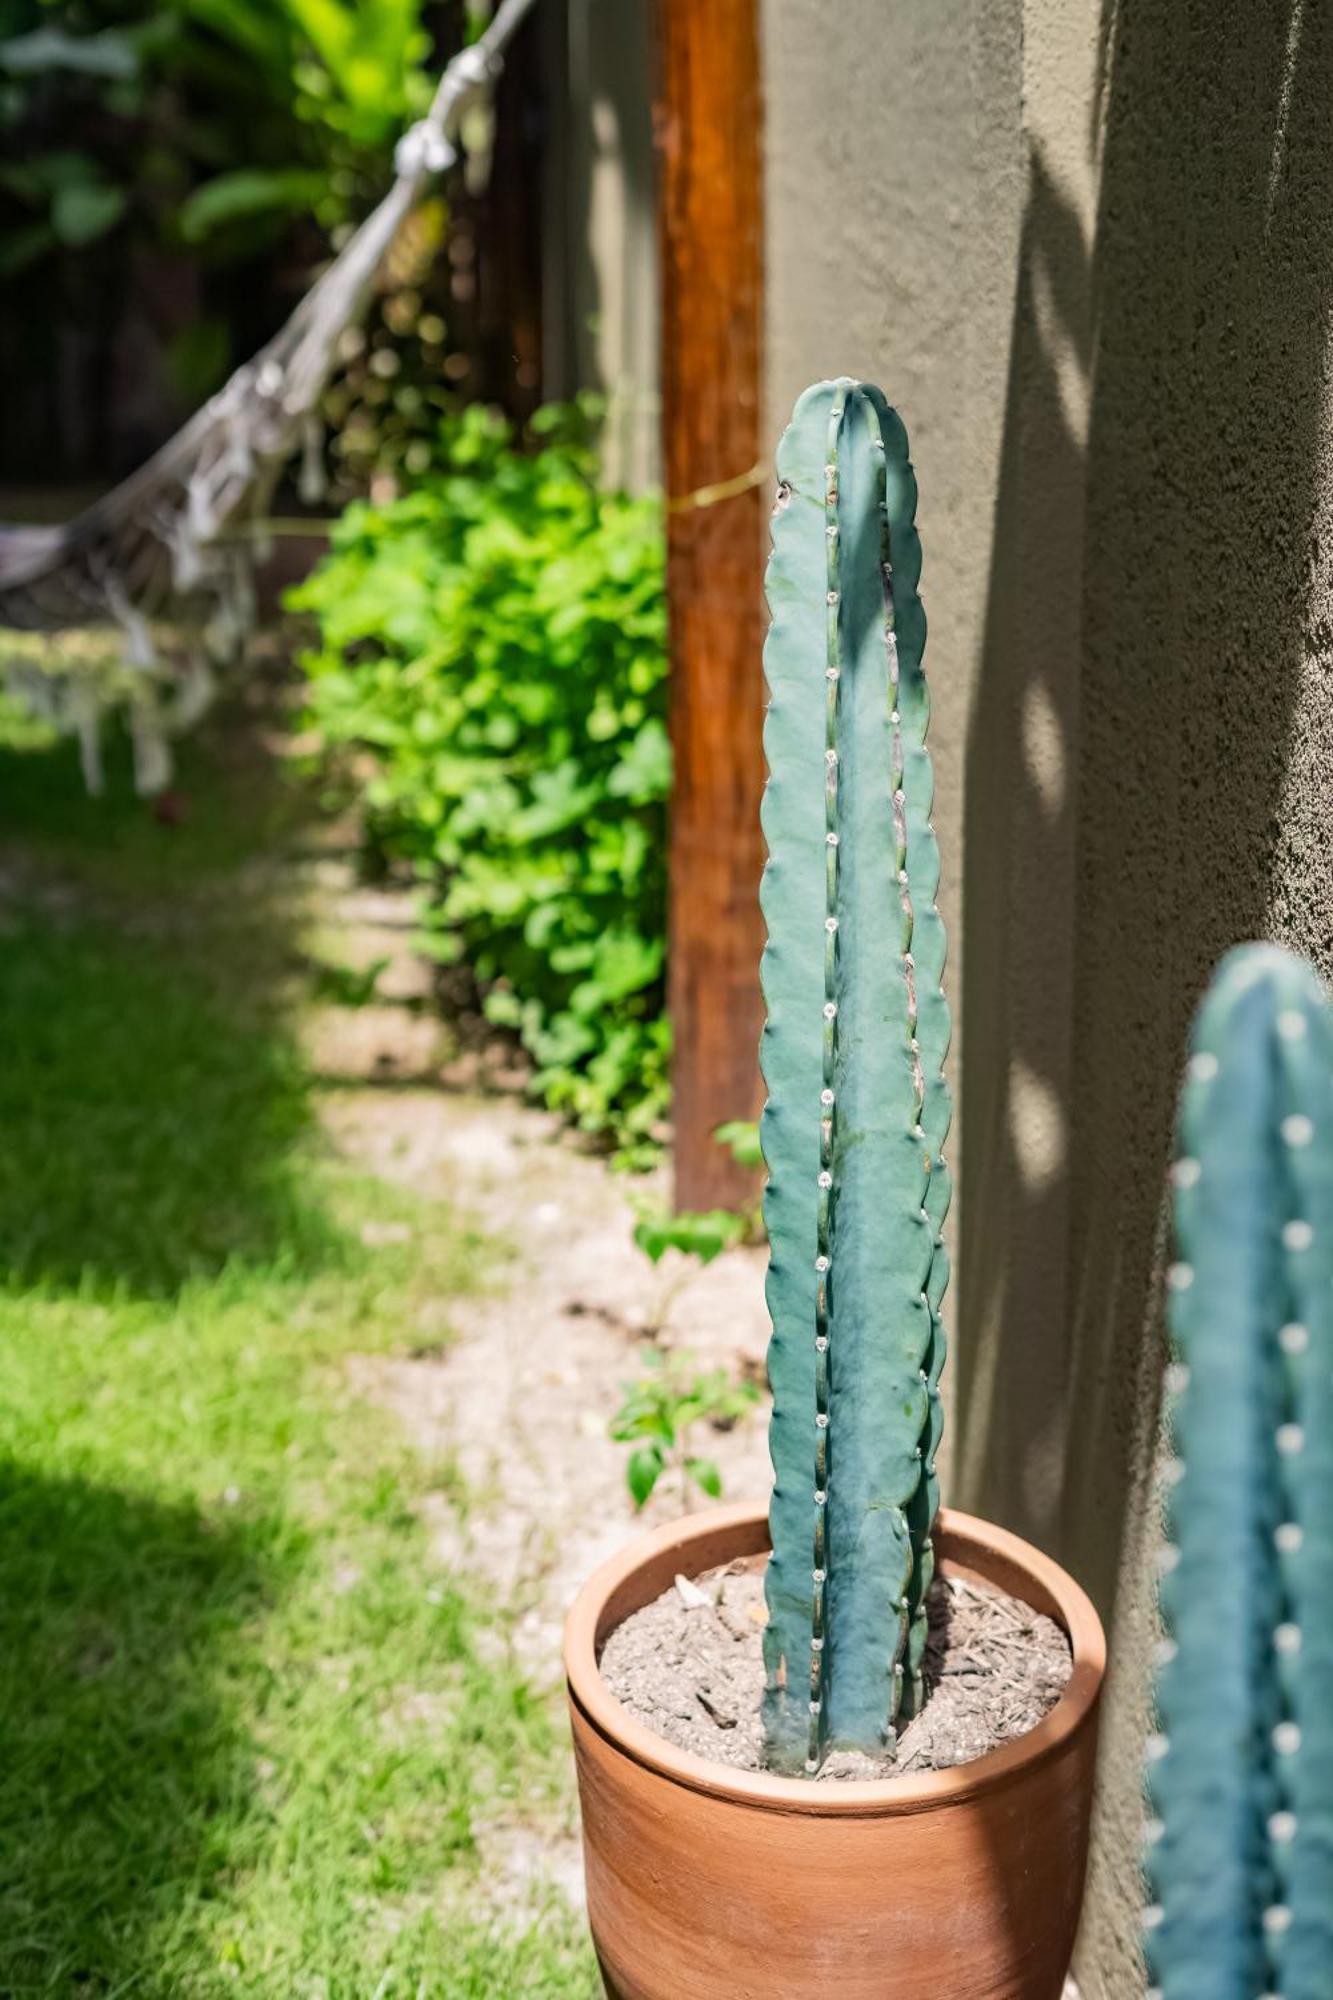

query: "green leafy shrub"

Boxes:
[291, 400, 670, 1155]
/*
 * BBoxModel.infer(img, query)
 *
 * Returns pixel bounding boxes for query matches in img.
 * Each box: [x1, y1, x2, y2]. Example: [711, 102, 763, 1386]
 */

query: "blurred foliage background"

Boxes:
[0, 0, 546, 488]
[0, 0, 670, 1160]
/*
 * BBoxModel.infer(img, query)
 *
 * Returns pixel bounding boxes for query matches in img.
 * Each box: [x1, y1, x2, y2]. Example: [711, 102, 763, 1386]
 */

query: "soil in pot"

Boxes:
[599, 1558, 1072, 1780]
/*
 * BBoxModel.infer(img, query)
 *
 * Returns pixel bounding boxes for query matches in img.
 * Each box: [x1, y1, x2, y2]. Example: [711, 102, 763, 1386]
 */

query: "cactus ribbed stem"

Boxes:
[761, 380, 951, 1773]
[1147, 944, 1333, 1998]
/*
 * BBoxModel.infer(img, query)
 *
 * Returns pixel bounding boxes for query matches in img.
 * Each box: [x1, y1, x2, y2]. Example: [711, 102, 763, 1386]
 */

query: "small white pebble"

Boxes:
[1269, 1810, 1297, 1844]
[1282, 1219, 1314, 1252]
[1277, 1423, 1305, 1455]
[1274, 1721, 1302, 1755]
[1280, 1322, 1310, 1355]
[1282, 1114, 1314, 1147]
[673, 1573, 712, 1611]
[1275, 1522, 1303, 1554]
[1263, 1905, 1292, 1936]
[1275, 1623, 1302, 1655]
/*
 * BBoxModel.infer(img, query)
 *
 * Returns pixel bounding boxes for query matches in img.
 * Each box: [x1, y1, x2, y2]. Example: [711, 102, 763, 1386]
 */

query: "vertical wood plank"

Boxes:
[656, 0, 766, 1210]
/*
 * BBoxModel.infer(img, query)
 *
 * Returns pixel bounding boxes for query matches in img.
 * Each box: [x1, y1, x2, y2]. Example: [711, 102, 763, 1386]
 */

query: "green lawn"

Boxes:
[0, 714, 596, 1997]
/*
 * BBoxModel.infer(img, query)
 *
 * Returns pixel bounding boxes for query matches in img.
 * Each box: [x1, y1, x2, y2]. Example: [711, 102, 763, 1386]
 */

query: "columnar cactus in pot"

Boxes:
[760, 378, 950, 1771]
[564, 381, 1106, 2000]
[1146, 944, 1333, 2000]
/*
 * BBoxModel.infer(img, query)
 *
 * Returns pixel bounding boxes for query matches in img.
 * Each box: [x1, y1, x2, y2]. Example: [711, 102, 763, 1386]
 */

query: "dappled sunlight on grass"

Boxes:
[0, 718, 332, 1298]
[0, 715, 597, 1997]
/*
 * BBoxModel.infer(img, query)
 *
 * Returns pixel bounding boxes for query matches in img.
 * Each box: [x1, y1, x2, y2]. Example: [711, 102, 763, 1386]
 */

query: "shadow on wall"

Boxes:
[958, 0, 1333, 1632]
[954, 142, 1090, 1558]
[957, 6, 1333, 1986]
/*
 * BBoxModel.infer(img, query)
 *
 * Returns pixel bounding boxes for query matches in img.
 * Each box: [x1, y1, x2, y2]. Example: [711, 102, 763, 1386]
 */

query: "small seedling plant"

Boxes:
[610, 1352, 760, 1512]
[628, 1201, 745, 1343]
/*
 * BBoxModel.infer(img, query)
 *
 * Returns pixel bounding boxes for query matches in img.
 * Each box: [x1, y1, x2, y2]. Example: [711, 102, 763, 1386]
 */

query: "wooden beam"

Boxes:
[656, 0, 767, 1212]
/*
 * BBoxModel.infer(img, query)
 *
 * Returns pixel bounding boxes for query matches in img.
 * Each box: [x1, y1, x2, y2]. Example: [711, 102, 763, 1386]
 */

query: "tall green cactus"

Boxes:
[760, 380, 951, 1774]
[1146, 944, 1333, 1999]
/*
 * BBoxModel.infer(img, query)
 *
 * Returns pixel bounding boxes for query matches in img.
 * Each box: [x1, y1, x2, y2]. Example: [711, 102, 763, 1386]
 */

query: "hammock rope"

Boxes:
[0, 0, 539, 787]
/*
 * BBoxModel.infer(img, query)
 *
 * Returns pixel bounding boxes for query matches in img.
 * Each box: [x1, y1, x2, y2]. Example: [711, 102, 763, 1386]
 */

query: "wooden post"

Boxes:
[656, 0, 767, 1211]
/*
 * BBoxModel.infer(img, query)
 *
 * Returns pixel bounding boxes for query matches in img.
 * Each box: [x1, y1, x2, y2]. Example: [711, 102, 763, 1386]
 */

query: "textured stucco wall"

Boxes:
[762, 2, 1333, 1995]
[763, 0, 1026, 1198]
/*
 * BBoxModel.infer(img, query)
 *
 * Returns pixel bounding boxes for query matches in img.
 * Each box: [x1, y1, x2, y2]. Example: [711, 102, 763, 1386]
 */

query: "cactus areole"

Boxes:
[760, 381, 951, 1774]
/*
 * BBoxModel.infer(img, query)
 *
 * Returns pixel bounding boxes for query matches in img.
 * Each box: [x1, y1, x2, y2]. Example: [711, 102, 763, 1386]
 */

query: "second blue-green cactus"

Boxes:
[760, 381, 951, 1773]
[1146, 944, 1333, 1999]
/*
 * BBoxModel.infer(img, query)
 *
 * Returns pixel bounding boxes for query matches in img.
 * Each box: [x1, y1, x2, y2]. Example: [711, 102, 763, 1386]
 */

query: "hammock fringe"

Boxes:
[0, 0, 539, 792]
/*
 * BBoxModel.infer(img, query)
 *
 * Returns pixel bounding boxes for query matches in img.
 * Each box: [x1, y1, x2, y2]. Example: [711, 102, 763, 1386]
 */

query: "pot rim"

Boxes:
[564, 1501, 1106, 1817]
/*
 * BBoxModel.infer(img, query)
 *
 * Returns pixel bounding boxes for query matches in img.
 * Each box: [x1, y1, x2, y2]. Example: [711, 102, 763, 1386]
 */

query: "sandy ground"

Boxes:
[304, 857, 771, 1918]
[308, 868, 773, 1645]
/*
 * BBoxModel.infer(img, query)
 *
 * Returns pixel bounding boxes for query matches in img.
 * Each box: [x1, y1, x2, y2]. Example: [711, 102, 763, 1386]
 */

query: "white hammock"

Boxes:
[0, 0, 537, 789]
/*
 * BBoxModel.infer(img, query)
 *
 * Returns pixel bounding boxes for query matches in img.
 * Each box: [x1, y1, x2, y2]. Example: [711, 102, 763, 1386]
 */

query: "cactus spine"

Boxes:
[760, 380, 951, 1774]
[1147, 944, 1333, 1998]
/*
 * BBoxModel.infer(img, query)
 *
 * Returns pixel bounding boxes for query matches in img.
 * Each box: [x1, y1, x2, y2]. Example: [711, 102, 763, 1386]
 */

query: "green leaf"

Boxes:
[606, 717, 671, 802]
[633, 1208, 744, 1268]
[715, 1120, 763, 1171]
[177, 168, 331, 243]
[686, 1458, 723, 1500]
[50, 183, 127, 248]
[626, 1445, 663, 1510]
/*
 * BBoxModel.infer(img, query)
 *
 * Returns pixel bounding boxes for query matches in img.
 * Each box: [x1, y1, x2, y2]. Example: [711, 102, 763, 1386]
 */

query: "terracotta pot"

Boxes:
[564, 1503, 1105, 2000]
